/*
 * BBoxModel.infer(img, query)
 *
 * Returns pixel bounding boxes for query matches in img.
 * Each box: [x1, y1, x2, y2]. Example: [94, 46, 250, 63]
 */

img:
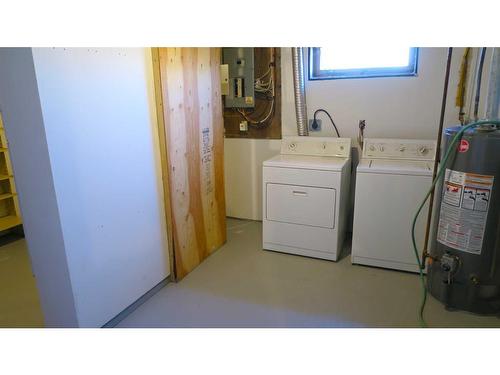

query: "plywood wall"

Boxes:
[153, 48, 226, 280]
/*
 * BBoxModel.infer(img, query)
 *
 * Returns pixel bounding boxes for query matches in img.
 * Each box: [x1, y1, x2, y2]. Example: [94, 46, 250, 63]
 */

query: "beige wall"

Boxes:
[225, 47, 487, 221]
[224, 138, 280, 219]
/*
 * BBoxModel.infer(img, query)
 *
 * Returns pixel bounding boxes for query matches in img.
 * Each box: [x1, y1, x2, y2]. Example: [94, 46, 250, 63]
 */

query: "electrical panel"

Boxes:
[222, 48, 255, 108]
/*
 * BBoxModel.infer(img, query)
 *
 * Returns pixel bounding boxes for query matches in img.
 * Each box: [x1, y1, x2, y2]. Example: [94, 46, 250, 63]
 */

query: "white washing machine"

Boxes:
[351, 138, 437, 272]
[263, 136, 351, 261]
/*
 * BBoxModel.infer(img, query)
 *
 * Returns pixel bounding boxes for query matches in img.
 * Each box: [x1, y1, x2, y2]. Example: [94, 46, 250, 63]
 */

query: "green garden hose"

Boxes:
[411, 119, 500, 327]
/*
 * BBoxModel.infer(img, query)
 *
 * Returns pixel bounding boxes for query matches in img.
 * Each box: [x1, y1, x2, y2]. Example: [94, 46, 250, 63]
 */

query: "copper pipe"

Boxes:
[421, 47, 453, 268]
[474, 48, 487, 121]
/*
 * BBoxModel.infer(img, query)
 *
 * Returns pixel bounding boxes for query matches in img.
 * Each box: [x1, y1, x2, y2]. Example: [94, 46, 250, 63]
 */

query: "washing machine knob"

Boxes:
[418, 146, 428, 155]
[369, 145, 375, 152]
[289, 142, 297, 151]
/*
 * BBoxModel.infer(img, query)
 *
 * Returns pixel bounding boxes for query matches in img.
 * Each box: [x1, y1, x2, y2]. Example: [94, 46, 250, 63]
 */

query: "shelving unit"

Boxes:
[0, 114, 22, 231]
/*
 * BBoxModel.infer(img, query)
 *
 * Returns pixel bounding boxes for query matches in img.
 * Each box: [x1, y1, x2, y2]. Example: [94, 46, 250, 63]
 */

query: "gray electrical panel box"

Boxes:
[222, 48, 255, 108]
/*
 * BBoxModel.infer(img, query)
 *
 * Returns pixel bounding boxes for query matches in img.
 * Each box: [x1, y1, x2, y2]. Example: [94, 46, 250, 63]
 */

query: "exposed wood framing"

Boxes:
[153, 48, 226, 281]
[151, 48, 177, 280]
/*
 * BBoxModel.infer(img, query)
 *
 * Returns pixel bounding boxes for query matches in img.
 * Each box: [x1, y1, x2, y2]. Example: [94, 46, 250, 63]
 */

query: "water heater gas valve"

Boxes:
[440, 253, 459, 273]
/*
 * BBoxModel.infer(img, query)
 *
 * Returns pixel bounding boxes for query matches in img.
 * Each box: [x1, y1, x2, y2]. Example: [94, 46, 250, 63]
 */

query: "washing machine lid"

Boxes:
[357, 159, 434, 176]
[263, 154, 349, 171]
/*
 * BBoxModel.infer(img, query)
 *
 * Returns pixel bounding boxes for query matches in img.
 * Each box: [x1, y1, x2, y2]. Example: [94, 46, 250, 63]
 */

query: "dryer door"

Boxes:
[266, 183, 336, 229]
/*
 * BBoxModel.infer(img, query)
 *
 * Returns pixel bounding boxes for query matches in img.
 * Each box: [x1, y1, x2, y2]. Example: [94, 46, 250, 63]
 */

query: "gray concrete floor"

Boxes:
[0, 236, 44, 328]
[118, 218, 500, 328]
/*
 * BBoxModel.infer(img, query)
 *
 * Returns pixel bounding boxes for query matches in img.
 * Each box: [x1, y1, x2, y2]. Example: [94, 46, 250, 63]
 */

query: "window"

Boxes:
[309, 47, 418, 80]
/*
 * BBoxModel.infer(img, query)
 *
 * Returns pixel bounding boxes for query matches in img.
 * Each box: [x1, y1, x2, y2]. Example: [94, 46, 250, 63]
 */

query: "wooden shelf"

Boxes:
[0, 193, 14, 201]
[0, 112, 22, 230]
[0, 215, 22, 231]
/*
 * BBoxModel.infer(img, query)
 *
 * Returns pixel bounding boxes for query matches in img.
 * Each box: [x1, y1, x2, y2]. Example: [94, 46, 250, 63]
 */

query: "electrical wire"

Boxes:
[313, 109, 341, 137]
[411, 119, 500, 328]
[255, 66, 272, 81]
[238, 99, 275, 126]
[237, 48, 276, 127]
[255, 67, 273, 94]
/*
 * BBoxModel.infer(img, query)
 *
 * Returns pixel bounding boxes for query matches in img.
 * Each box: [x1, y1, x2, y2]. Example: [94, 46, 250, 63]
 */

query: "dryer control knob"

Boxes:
[289, 142, 297, 151]
[369, 145, 375, 152]
[418, 146, 428, 155]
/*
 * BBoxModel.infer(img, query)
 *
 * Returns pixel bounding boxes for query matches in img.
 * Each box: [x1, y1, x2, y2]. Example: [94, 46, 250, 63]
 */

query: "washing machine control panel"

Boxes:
[362, 138, 437, 160]
[281, 136, 351, 158]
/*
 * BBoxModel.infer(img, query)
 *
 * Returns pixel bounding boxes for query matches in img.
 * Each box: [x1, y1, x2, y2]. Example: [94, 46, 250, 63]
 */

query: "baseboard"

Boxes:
[102, 276, 171, 328]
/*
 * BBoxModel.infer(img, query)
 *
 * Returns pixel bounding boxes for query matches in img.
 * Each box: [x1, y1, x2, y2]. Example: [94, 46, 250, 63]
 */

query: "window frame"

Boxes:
[308, 47, 419, 81]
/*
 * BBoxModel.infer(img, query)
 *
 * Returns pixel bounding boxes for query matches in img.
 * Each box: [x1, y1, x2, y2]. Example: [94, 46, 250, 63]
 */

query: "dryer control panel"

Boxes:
[281, 136, 351, 158]
[362, 138, 437, 161]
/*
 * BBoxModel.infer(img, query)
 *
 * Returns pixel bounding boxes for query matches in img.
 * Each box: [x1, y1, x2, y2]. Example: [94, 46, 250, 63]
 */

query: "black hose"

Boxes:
[313, 109, 340, 137]
[474, 47, 487, 120]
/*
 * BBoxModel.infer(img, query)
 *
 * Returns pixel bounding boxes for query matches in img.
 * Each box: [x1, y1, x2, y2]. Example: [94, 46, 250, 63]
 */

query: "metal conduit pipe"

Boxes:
[485, 48, 500, 121]
[292, 47, 309, 136]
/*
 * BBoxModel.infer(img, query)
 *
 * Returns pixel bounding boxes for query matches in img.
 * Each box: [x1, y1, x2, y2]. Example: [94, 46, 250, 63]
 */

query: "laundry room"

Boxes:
[2, 45, 498, 330]
[222, 46, 500, 327]
[1, 3, 500, 372]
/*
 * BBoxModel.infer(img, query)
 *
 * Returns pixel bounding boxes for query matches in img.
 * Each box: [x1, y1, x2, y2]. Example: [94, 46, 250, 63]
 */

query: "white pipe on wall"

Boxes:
[486, 48, 500, 120]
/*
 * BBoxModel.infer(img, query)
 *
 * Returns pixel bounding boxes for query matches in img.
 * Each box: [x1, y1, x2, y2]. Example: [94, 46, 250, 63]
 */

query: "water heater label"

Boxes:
[437, 169, 494, 254]
[458, 139, 469, 153]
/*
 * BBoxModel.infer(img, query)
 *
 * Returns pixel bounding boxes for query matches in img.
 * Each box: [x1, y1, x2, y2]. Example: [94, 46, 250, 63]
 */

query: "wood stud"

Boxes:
[152, 48, 226, 281]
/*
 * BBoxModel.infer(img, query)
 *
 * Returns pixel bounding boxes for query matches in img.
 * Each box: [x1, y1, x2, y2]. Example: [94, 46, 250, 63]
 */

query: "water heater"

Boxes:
[427, 124, 500, 314]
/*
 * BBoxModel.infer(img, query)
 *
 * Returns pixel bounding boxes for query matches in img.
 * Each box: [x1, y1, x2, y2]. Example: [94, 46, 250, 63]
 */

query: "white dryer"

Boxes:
[351, 138, 437, 272]
[263, 136, 351, 261]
